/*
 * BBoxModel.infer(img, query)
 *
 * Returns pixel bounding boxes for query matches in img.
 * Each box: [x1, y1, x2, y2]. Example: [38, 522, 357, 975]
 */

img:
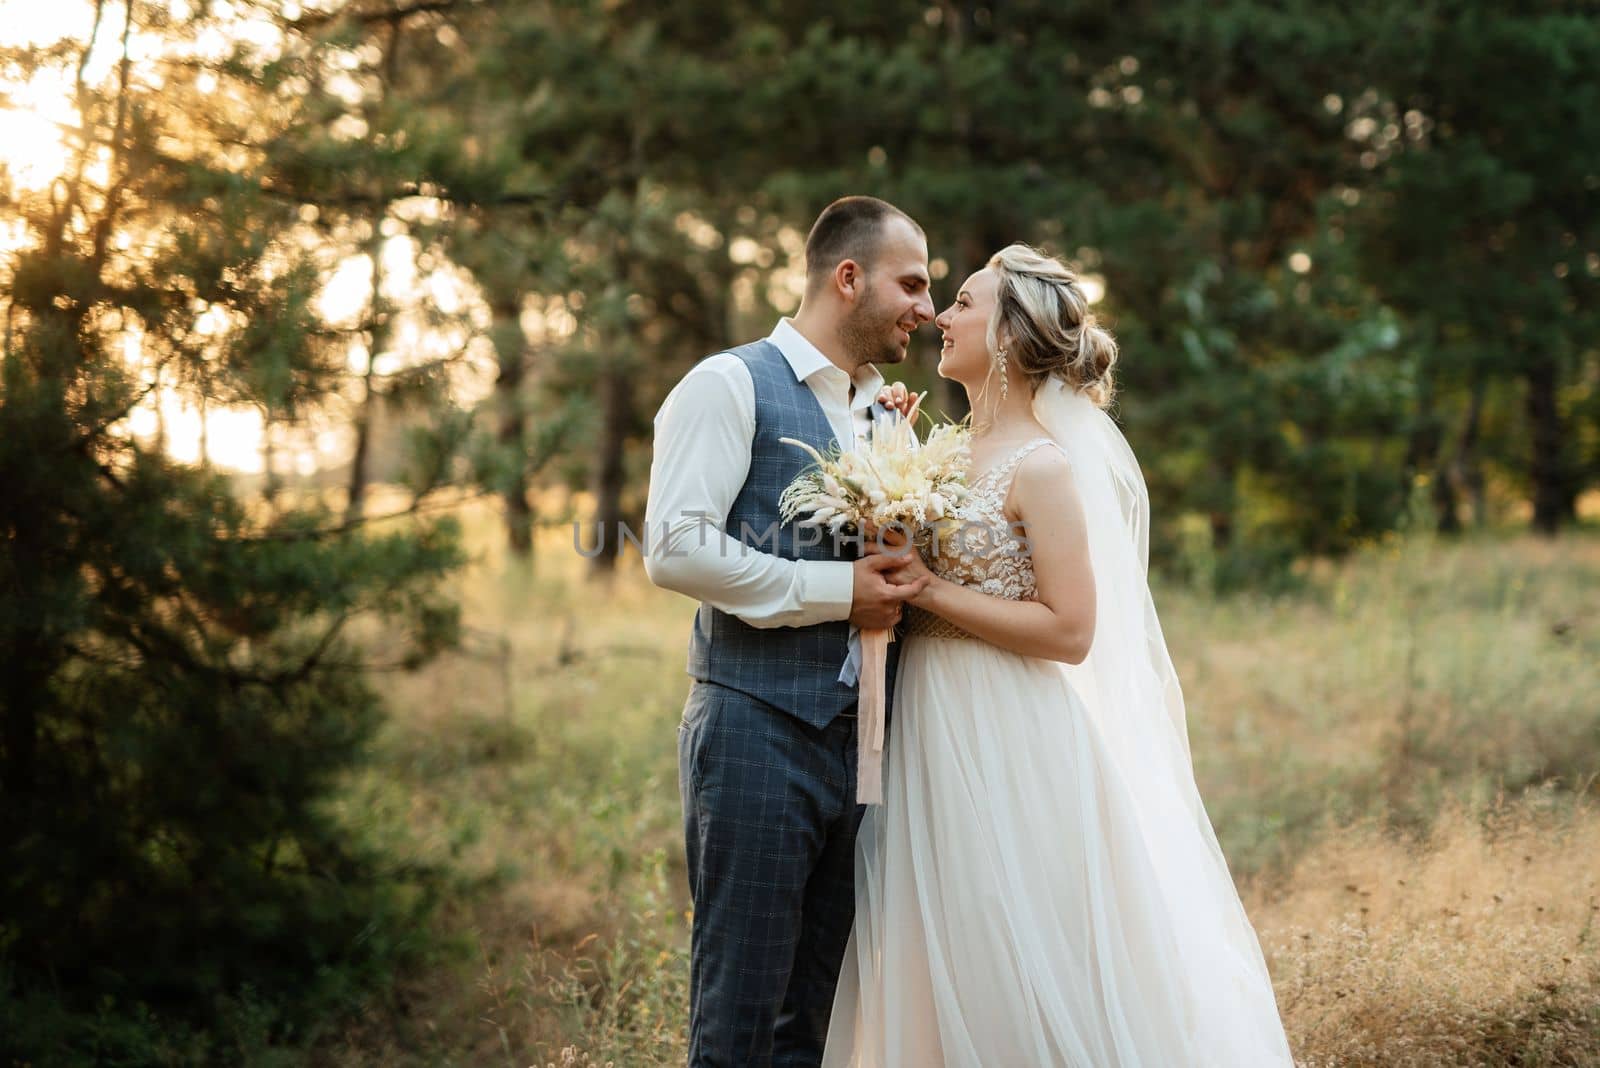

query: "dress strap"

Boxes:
[966, 434, 1056, 489]
[983, 436, 1058, 490]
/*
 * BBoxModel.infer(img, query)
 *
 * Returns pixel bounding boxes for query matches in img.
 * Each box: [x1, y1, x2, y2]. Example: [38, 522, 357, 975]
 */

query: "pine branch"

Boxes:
[66, 350, 185, 452]
[282, 0, 481, 32]
[234, 487, 492, 544]
[255, 179, 564, 211]
[89, 0, 137, 273]
[47, 0, 107, 261]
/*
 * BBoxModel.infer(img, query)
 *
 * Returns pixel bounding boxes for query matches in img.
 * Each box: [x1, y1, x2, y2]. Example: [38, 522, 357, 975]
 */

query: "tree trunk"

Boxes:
[346, 377, 372, 523]
[1404, 363, 1439, 482]
[197, 386, 209, 467]
[1209, 508, 1234, 552]
[1432, 455, 1461, 534]
[1411, 388, 1450, 534]
[1209, 456, 1238, 553]
[345, 213, 394, 525]
[262, 412, 281, 504]
[1444, 376, 1487, 531]
[1525, 352, 1573, 535]
[345, 22, 399, 527]
[1464, 395, 1488, 528]
[151, 364, 167, 455]
[588, 364, 633, 575]
[492, 299, 534, 558]
[1404, 362, 1457, 533]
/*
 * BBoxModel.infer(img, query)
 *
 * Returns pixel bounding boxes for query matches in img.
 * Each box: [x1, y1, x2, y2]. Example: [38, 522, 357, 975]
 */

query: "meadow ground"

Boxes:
[317, 508, 1600, 1067]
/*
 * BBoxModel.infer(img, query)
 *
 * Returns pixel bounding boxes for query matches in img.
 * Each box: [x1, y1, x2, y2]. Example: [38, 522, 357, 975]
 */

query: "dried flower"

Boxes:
[777, 417, 972, 539]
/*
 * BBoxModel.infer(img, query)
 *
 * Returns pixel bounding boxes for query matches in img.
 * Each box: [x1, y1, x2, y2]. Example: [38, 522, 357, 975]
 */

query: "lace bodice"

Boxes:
[904, 436, 1058, 640]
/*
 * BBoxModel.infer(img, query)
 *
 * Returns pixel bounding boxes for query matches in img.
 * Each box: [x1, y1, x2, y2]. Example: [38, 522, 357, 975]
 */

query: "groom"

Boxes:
[644, 196, 934, 1065]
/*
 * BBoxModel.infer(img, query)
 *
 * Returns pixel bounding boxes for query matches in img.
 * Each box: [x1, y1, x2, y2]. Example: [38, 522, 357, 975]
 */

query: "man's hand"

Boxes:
[864, 531, 937, 610]
[850, 553, 929, 629]
[876, 381, 924, 423]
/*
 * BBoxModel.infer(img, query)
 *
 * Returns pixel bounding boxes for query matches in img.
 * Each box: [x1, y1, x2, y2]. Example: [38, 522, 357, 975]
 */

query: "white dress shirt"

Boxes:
[643, 319, 886, 628]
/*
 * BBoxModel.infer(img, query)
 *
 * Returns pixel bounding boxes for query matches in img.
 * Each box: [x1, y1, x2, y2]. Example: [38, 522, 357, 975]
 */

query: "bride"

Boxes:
[823, 245, 1294, 1066]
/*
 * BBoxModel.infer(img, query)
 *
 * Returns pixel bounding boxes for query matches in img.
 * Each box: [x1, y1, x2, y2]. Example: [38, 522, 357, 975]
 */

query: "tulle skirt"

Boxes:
[822, 634, 1294, 1067]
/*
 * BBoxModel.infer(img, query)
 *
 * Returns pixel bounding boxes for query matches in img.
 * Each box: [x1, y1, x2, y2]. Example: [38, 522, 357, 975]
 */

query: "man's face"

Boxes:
[841, 217, 935, 367]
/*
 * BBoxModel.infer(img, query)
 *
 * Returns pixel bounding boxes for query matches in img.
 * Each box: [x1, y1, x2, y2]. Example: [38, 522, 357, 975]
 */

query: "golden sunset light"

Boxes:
[2, 4, 1596, 1065]
[0, 0, 493, 476]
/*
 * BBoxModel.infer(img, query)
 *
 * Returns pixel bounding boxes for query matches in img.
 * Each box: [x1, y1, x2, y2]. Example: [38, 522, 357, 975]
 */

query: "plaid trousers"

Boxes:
[678, 679, 862, 1067]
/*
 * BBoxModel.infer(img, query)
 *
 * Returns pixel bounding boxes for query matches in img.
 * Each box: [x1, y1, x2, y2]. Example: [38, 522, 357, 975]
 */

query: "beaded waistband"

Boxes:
[902, 604, 978, 641]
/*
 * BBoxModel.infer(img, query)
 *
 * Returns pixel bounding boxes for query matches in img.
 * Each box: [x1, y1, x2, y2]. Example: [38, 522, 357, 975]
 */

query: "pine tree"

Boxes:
[1353, 2, 1600, 534]
[0, 3, 461, 1055]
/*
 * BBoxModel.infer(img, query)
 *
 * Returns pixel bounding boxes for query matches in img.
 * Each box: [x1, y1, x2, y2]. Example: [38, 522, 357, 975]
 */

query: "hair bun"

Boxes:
[1072, 319, 1118, 407]
[987, 243, 1119, 408]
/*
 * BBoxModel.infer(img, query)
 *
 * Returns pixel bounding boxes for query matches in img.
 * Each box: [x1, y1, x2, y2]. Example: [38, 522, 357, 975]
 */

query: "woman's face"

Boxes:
[934, 267, 999, 386]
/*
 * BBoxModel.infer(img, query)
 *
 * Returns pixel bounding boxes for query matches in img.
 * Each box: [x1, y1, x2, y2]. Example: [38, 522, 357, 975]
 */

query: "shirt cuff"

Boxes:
[801, 559, 855, 624]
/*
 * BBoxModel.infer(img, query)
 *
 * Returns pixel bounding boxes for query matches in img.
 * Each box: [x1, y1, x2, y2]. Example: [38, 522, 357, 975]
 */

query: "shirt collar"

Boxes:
[768, 318, 885, 410]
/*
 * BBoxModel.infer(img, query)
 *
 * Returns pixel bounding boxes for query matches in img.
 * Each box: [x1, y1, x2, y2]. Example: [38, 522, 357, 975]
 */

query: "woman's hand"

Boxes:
[862, 526, 937, 608]
[876, 382, 924, 423]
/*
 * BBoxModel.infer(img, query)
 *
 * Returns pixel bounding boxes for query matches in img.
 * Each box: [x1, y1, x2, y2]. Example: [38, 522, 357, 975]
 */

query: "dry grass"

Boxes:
[1257, 801, 1600, 1066]
[313, 506, 1600, 1066]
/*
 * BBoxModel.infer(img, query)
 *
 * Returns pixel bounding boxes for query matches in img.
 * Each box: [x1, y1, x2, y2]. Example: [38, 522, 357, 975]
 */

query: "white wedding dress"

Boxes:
[822, 389, 1295, 1067]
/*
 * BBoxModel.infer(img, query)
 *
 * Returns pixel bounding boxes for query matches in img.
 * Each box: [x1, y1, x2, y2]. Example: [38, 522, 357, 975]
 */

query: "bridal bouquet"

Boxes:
[777, 416, 972, 804]
[777, 417, 972, 539]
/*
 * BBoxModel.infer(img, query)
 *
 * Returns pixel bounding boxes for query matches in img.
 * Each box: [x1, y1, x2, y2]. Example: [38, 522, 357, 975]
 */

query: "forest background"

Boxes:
[1, 1, 1597, 1064]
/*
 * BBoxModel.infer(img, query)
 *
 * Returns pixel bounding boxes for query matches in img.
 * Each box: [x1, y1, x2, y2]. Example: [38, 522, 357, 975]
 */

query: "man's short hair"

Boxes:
[804, 196, 921, 286]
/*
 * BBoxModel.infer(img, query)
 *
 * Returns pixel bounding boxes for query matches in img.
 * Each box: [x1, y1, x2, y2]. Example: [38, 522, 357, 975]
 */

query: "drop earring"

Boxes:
[995, 346, 1009, 401]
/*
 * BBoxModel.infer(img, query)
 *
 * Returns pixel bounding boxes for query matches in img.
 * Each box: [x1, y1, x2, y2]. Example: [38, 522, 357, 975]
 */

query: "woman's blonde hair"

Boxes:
[985, 243, 1118, 408]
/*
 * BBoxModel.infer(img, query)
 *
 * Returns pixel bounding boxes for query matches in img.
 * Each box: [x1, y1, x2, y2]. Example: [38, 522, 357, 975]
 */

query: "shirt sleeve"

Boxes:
[643, 354, 854, 628]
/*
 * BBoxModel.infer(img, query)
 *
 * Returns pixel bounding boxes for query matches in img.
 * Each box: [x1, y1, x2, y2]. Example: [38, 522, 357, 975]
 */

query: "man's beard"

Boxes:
[840, 287, 906, 367]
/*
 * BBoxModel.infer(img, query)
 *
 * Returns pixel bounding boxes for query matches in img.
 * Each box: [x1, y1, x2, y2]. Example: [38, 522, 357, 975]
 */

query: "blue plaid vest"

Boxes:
[683, 340, 900, 730]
